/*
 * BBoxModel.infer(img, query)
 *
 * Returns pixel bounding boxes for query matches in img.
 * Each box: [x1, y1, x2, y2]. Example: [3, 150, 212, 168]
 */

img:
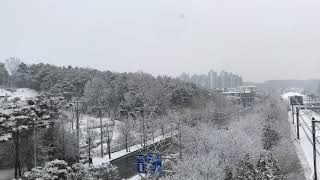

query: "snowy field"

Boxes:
[79, 115, 122, 147]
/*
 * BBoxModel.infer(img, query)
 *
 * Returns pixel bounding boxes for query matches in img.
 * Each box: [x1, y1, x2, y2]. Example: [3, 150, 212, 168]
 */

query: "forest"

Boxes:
[0, 58, 304, 179]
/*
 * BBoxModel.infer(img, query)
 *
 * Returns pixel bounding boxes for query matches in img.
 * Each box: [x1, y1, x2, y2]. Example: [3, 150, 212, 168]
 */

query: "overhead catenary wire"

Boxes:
[292, 96, 320, 179]
[299, 114, 320, 147]
[299, 119, 320, 157]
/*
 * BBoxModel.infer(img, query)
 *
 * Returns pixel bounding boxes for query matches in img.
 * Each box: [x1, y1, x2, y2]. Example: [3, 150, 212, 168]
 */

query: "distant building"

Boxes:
[208, 70, 218, 89]
[178, 70, 243, 90]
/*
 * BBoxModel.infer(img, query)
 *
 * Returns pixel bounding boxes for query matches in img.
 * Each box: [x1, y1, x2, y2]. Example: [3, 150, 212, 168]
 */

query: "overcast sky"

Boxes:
[1, 0, 320, 82]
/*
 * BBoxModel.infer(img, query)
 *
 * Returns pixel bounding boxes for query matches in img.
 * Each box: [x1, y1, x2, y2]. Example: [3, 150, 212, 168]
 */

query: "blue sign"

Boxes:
[155, 154, 162, 173]
[146, 153, 153, 163]
[153, 154, 162, 173]
[136, 153, 162, 174]
[147, 154, 162, 174]
[136, 154, 145, 173]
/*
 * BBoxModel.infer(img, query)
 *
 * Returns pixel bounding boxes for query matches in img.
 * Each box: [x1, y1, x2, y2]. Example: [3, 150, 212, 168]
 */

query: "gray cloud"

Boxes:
[1, 0, 320, 82]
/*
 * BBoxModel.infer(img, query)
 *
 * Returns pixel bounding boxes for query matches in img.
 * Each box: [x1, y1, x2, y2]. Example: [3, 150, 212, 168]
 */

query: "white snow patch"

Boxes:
[79, 115, 122, 148]
[128, 174, 144, 180]
[0, 88, 38, 101]
[281, 92, 305, 100]
[0, 133, 12, 141]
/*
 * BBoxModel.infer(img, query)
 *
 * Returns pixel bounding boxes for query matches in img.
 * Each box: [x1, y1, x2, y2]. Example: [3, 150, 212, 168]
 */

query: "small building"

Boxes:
[289, 96, 303, 106]
[222, 86, 256, 106]
[240, 92, 255, 106]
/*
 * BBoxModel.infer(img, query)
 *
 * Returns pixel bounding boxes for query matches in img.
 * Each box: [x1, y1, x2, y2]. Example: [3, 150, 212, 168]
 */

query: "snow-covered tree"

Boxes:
[23, 160, 120, 180]
[256, 153, 285, 180]
[16, 62, 30, 88]
[0, 95, 64, 178]
[0, 62, 9, 86]
[5, 57, 21, 87]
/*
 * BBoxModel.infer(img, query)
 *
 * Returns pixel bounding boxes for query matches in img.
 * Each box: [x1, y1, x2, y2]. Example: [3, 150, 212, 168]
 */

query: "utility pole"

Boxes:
[179, 117, 182, 160]
[33, 125, 36, 168]
[86, 117, 91, 165]
[143, 116, 146, 149]
[102, 118, 115, 159]
[88, 136, 92, 163]
[312, 118, 319, 180]
[62, 116, 65, 161]
[296, 107, 300, 140]
[288, 97, 294, 124]
[99, 107, 104, 158]
[95, 102, 108, 158]
[72, 100, 85, 162]
[292, 104, 295, 124]
[92, 101, 113, 159]
[106, 120, 112, 159]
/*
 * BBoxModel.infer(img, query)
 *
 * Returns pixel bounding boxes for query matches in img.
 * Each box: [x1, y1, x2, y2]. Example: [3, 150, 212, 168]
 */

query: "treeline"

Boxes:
[0, 58, 231, 179]
[1, 58, 214, 117]
[13, 62, 95, 98]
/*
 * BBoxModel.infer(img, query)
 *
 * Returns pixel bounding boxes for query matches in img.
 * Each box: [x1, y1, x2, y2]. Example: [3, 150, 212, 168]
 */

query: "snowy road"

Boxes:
[91, 132, 176, 166]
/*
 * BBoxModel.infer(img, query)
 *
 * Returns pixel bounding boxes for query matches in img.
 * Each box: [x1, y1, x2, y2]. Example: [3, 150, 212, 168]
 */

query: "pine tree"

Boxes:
[256, 153, 285, 180]
[235, 153, 256, 180]
[0, 62, 9, 86]
[0, 95, 65, 178]
[16, 62, 30, 87]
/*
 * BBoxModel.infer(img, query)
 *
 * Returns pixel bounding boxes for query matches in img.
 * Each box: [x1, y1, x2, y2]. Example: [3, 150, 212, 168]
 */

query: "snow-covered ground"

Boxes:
[0, 88, 38, 101]
[79, 115, 122, 148]
[282, 92, 320, 179]
[288, 111, 314, 180]
[128, 174, 144, 180]
[91, 132, 175, 166]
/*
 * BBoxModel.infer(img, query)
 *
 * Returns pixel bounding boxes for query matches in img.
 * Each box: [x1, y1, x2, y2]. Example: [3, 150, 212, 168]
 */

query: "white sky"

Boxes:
[1, 0, 320, 82]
